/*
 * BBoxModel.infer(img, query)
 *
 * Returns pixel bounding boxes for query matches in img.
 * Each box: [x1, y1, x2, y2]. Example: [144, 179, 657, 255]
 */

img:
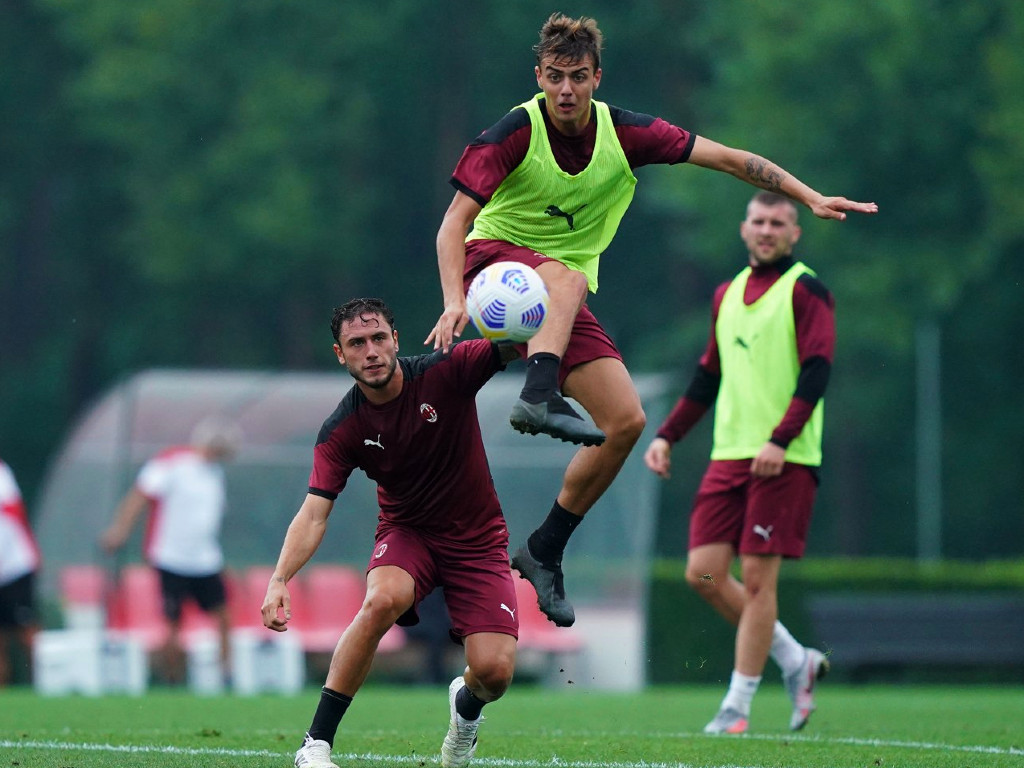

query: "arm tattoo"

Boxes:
[745, 157, 786, 190]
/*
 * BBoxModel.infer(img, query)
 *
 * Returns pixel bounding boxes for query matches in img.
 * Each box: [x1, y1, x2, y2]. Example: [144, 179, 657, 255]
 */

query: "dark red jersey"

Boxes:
[309, 339, 507, 546]
[451, 98, 695, 206]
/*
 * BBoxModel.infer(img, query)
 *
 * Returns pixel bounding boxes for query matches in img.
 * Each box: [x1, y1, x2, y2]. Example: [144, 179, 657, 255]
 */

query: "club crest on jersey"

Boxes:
[419, 403, 437, 423]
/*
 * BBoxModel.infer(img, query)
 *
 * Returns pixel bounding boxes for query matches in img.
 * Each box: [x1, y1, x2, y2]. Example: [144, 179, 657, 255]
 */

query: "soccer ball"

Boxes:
[466, 262, 549, 342]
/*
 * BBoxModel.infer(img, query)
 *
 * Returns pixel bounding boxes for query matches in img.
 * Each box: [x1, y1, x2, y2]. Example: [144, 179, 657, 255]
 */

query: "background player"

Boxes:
[645, 192, 833, 733]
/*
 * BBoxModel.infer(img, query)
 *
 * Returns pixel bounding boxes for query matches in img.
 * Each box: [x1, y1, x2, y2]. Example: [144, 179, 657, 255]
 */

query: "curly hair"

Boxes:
[331, 298, 395, 343]
[534, 13, 603, 70]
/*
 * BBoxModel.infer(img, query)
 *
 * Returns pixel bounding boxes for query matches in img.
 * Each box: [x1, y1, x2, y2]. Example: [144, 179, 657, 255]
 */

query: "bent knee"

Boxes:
[360, 590, 406, 627]
[471, 659, 515, 700]
[604, 406, 646, 449]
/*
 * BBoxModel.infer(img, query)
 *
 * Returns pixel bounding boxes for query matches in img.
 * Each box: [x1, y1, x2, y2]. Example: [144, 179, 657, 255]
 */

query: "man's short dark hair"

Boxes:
[749, 191, 799, 220]
[534, 13, 603, 70]
[331, 298, 395, 343]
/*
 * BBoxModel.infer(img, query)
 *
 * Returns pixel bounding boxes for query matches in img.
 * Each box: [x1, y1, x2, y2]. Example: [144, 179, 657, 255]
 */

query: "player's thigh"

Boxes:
[741, 464, 818, 557]
[191, 572, 227, 612]
[562, 356, 643, 432]
[440, 549, 518, 641]
[368, 526, 440, 626]
[0, 573, 37, 629]
[365, 564, 417, 618]
[157, 568, 189, 621]
[689, 462, 749, 551]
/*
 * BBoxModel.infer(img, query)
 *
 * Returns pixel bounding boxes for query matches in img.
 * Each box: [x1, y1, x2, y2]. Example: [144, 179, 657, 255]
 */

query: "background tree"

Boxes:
[1, 0, 1020, 559]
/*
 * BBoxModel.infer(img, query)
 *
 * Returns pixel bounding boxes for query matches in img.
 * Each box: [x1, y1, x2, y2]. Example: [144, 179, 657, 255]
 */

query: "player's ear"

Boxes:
[392, 329, 399, 351]
[333, 343, 346, 366]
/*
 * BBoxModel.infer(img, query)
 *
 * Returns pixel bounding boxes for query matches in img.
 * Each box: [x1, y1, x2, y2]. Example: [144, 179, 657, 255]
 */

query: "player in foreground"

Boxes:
[645, 193, 832, 734]
[263, 298, 522, 768]
[427, 13, 877, 628]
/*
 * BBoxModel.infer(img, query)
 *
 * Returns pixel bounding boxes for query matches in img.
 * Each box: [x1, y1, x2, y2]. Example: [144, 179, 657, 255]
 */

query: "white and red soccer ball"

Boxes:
[466, 262, 549, 343]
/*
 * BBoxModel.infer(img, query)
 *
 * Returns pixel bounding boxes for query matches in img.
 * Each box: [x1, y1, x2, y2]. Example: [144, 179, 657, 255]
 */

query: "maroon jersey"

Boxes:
[658, 256, 835, 448]
[451, 99, 695, 205]
[309, 339, 507, 545]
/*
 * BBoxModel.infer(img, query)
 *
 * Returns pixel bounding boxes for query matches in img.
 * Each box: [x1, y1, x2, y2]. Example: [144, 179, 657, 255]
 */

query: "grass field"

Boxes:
[3, 683, 1022, 768]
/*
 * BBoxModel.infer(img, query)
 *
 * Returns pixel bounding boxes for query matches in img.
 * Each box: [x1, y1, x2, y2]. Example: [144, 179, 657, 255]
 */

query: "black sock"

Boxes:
[527, 501, 582, 568]
[305, 687, 353, 748]
[455, 684, 486, 720]
[519, 353, 561, 404]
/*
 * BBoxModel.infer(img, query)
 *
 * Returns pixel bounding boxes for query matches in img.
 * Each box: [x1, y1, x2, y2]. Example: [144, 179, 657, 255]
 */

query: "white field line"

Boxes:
[2, 732, 1023, 765]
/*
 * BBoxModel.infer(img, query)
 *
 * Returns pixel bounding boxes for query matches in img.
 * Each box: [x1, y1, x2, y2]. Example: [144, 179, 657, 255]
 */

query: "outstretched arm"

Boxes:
[426, 191, 484, 353]
[688, 136, 878, 220]
[99, 487, 148, 553]
[262, 493, 334, 632]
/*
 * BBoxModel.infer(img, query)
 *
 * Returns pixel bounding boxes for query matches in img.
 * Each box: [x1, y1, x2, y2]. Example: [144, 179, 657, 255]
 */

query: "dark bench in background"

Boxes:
[806, 592, 1024, 680]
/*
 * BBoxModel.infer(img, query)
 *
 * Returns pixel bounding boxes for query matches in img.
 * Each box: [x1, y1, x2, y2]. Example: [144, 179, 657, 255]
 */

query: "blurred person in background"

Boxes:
[645, 192, 832, 734]
[100, 416, 241, 685]
[428, 12, 877, 629]
[264, 298, 521, 768]
[0, 458, 41, 686]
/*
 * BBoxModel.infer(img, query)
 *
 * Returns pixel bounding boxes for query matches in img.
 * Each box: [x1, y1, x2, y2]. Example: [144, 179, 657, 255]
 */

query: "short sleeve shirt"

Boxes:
[136, 448, 226, 575]
[309, 339, 507, 546]
[451, 100, 695, 206]
[0, 460, 40, 585]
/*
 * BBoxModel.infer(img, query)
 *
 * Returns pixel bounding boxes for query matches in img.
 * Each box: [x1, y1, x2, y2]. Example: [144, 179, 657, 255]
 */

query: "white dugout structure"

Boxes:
[35, 367, 670, 691]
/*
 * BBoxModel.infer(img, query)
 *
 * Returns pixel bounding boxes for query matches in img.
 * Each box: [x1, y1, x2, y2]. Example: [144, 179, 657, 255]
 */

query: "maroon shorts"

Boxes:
[464, 239, 623, 386]
[688, 460, 819, 558]
[367, 524, 518, 641]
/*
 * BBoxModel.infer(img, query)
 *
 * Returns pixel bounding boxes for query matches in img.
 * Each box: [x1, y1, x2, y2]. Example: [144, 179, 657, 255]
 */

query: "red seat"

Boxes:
[59, 564, 110, 605]
[514, 577, 584, 652]
[59, 564, 111, 629]
[108, 564, 168, 650]
[107, 564, 233, 649]
[226, 568, 262, 629]
[301, 564, 406, 653]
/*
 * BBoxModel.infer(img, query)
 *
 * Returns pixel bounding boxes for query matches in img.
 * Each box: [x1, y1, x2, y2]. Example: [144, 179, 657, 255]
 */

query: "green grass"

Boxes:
[3, 683, 1022, 767]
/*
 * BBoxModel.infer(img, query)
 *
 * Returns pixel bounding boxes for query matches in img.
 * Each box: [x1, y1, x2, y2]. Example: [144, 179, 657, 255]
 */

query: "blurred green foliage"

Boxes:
[1, 0, 1021, 558]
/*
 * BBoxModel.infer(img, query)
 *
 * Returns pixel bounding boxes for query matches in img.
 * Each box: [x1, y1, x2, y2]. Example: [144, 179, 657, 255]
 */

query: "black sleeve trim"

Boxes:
[676, 131, 697, 164]
[449, 177, 488, 207]
[308, 487, 338, 501]
[684, 364, 721, 405]
[794, 355, 831, 403]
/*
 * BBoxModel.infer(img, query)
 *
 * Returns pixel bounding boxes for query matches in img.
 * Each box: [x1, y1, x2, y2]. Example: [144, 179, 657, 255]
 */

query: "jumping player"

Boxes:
[427, 13, 877, 628]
